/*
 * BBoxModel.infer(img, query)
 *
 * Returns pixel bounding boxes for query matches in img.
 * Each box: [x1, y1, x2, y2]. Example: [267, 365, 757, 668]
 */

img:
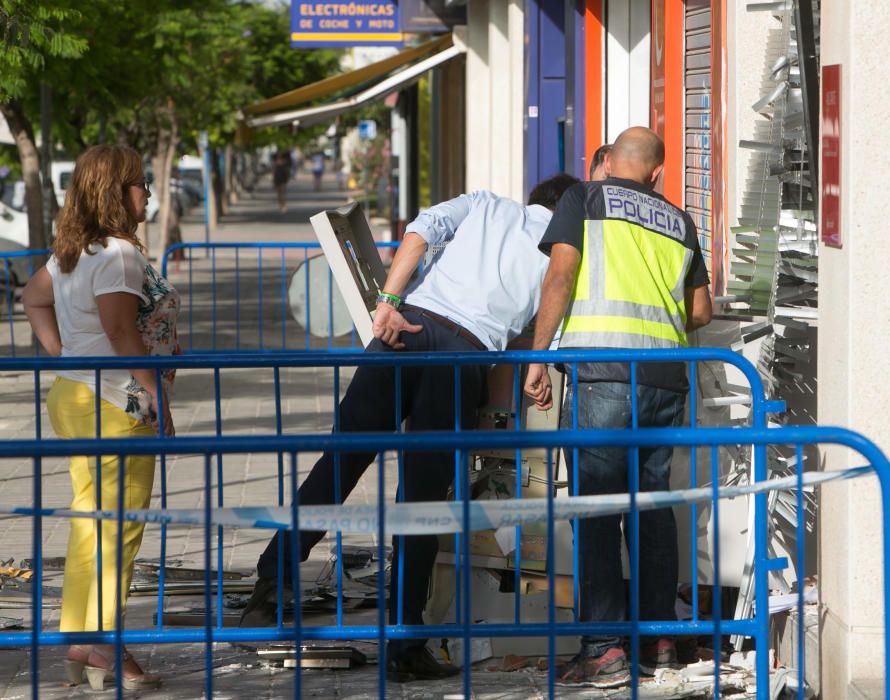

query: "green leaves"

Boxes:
[2, 1, 347, 166]
[0, 0, 87, 101]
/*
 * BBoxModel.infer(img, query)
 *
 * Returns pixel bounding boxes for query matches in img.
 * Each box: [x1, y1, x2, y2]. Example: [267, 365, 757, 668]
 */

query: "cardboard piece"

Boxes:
[519, 573, 574, 609]
[430, 568, 579, 659]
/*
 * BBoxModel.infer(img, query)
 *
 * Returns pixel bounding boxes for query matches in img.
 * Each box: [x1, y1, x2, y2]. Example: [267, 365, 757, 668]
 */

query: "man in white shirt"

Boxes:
[242, 174, 579, 681]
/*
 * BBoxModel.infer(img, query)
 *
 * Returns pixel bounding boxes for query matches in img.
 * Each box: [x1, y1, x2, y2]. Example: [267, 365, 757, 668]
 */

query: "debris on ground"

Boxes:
[131, 580, 255, 596]
[0, 563, 32, 582]
[233, 641, 376, 670]
[283, 646, 367, 670]
[19, 557, 65, 571]
[133, 561, 251, 581]
[0, 562, 61, 607]
[487, 654, 528, 672]
[129, 560, 254, 596]
[155, 608, 244, 627]
[0, 616, 24, 630]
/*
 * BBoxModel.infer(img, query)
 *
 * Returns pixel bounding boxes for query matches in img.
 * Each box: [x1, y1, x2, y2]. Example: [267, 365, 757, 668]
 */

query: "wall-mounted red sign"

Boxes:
[821, 64, 841, 248]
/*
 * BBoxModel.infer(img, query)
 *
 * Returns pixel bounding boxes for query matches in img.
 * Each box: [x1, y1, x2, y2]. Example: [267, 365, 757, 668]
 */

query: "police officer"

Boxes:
[524, 127, 712, 688]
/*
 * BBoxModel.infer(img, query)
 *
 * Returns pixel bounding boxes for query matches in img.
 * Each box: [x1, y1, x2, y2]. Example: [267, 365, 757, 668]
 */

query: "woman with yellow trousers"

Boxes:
[23, 145, 180, 691]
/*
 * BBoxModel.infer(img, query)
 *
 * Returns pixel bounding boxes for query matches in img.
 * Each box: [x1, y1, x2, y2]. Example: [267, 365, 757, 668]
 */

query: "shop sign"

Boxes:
[291, 1, 403, 47]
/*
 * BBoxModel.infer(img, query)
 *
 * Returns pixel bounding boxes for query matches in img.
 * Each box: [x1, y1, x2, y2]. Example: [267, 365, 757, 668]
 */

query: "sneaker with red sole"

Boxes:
[555, 647, 630, 688]
[640, 638, 680, 675]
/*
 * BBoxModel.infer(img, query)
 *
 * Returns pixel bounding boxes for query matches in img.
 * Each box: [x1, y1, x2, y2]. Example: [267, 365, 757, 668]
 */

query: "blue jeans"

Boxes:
[561, 381, 685, 657]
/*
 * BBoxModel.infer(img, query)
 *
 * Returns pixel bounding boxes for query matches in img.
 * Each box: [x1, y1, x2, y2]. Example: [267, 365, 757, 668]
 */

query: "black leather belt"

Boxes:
[400, 304, 487, 351]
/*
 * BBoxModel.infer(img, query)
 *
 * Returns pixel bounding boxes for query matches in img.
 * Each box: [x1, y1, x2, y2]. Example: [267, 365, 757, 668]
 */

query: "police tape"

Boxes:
[0, 465, 872, 535]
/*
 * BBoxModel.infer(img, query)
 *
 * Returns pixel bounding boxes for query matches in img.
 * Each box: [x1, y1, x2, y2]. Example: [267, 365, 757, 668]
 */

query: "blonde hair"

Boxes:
[53, 144, 145, 273]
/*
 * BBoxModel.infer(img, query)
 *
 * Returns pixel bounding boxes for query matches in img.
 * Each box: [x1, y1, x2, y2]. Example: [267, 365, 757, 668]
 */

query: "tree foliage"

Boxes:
[0, 0, 346, 253]
[0, 0, 87, 103]
[3, 0, 343, 153]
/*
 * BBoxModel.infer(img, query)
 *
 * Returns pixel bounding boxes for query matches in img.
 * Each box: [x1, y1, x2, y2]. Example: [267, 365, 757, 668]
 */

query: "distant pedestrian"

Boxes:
[290, 146, 303, 177]
[335, 157, 348, 190]
[22, 144, 178, 691]
[272, 150, 291, 213]
[311, 152, 325, 192]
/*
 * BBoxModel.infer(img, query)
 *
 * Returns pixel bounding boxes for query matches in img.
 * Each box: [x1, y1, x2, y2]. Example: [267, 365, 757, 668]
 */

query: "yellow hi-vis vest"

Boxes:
[560, 182, 695, 349]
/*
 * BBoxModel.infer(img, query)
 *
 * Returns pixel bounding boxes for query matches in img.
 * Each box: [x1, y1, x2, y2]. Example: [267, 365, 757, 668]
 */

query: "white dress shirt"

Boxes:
[403, 190, 552, 351]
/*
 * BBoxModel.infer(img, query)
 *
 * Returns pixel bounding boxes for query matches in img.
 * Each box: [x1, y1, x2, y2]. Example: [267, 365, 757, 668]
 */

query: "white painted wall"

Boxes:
[606, 0, 651, 141]
[465, 0, 525, 201]
[819, 0, 888, 696]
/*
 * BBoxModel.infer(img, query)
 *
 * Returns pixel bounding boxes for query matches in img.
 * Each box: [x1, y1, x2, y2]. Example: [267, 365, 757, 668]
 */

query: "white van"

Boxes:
[52, 160, 160, 221]
[0, 182, 32, 286]
[51, 161, 75, 207]
[0, 200, 28, 249]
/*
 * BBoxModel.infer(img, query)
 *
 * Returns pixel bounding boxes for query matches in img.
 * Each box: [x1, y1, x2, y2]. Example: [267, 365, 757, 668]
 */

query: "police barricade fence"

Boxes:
[161, 241, 399, 354]
[0, 348, 886, 699]
[0, 248, 51, 357]
[1, 241, 399, 357]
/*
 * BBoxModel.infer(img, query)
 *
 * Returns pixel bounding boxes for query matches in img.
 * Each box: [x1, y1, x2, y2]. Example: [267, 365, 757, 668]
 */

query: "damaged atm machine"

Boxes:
[309, 202, 579, 664]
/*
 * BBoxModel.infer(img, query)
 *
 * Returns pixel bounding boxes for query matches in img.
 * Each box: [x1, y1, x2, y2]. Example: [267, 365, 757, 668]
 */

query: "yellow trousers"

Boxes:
[48, 377, 156, 632]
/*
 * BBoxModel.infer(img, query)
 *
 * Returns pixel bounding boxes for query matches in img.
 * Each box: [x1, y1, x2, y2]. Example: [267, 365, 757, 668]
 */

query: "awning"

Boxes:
[243, 34, 453, 118]
[243, 31, 466, 130]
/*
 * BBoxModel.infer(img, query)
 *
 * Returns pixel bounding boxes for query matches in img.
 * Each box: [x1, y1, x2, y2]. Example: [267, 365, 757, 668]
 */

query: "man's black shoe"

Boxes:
[386, 647, 460, 683]
[239, 577, 290, 627]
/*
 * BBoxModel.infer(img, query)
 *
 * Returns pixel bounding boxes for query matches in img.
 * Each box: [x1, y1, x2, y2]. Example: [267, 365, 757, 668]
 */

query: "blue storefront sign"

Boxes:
[291, 1, 403, 47]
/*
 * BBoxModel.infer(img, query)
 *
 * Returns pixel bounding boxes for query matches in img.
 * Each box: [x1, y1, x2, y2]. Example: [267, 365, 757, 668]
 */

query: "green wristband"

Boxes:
[376, 292, 402, 308]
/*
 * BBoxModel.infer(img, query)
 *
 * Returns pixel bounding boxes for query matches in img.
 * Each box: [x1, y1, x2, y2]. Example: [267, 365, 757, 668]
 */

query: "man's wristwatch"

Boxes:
[376, 292, 402, 309]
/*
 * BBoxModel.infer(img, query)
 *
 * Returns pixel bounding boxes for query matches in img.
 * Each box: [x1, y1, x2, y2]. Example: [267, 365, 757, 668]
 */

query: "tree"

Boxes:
[1, 0, 343, 259]
[45, 0, 203, 255]
[107, 1, 340, 257]
[0, 1, 86, 250]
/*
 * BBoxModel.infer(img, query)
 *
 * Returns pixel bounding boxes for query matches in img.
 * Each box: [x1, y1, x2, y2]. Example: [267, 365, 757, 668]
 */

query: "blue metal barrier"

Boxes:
[161, 242, 400, 353]
[0, 249, 50, 357]
[0, 348, 884, 699]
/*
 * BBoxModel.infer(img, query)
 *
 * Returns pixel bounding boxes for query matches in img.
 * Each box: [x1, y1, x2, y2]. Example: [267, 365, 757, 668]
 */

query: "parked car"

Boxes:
[0, 236, 32, 290]
[0, 197, 29, 249]
[0, 183, 43, 288]
[0, 179, 25, 212]
[143, 167, 192, 218]
[176, 155, 204, 200]
[172, 176, 202, 205]
[0, 223, 33, 298]
[50, 161, 74, 208]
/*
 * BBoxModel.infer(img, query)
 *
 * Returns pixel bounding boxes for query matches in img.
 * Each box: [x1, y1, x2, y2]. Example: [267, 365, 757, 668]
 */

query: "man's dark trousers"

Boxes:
[256, 309, 487, 658]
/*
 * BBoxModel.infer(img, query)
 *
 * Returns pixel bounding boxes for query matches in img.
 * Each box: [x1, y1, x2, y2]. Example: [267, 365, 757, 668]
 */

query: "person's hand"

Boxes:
[373, 303, 422, 349]
[523, 362, 553, 411]
[151, 392, 175, 437]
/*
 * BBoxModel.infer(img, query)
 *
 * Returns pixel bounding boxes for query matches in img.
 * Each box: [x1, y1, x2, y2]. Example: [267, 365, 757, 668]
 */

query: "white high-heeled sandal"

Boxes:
[63, 644, 92, 686]
[84, 646, 161, 691]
